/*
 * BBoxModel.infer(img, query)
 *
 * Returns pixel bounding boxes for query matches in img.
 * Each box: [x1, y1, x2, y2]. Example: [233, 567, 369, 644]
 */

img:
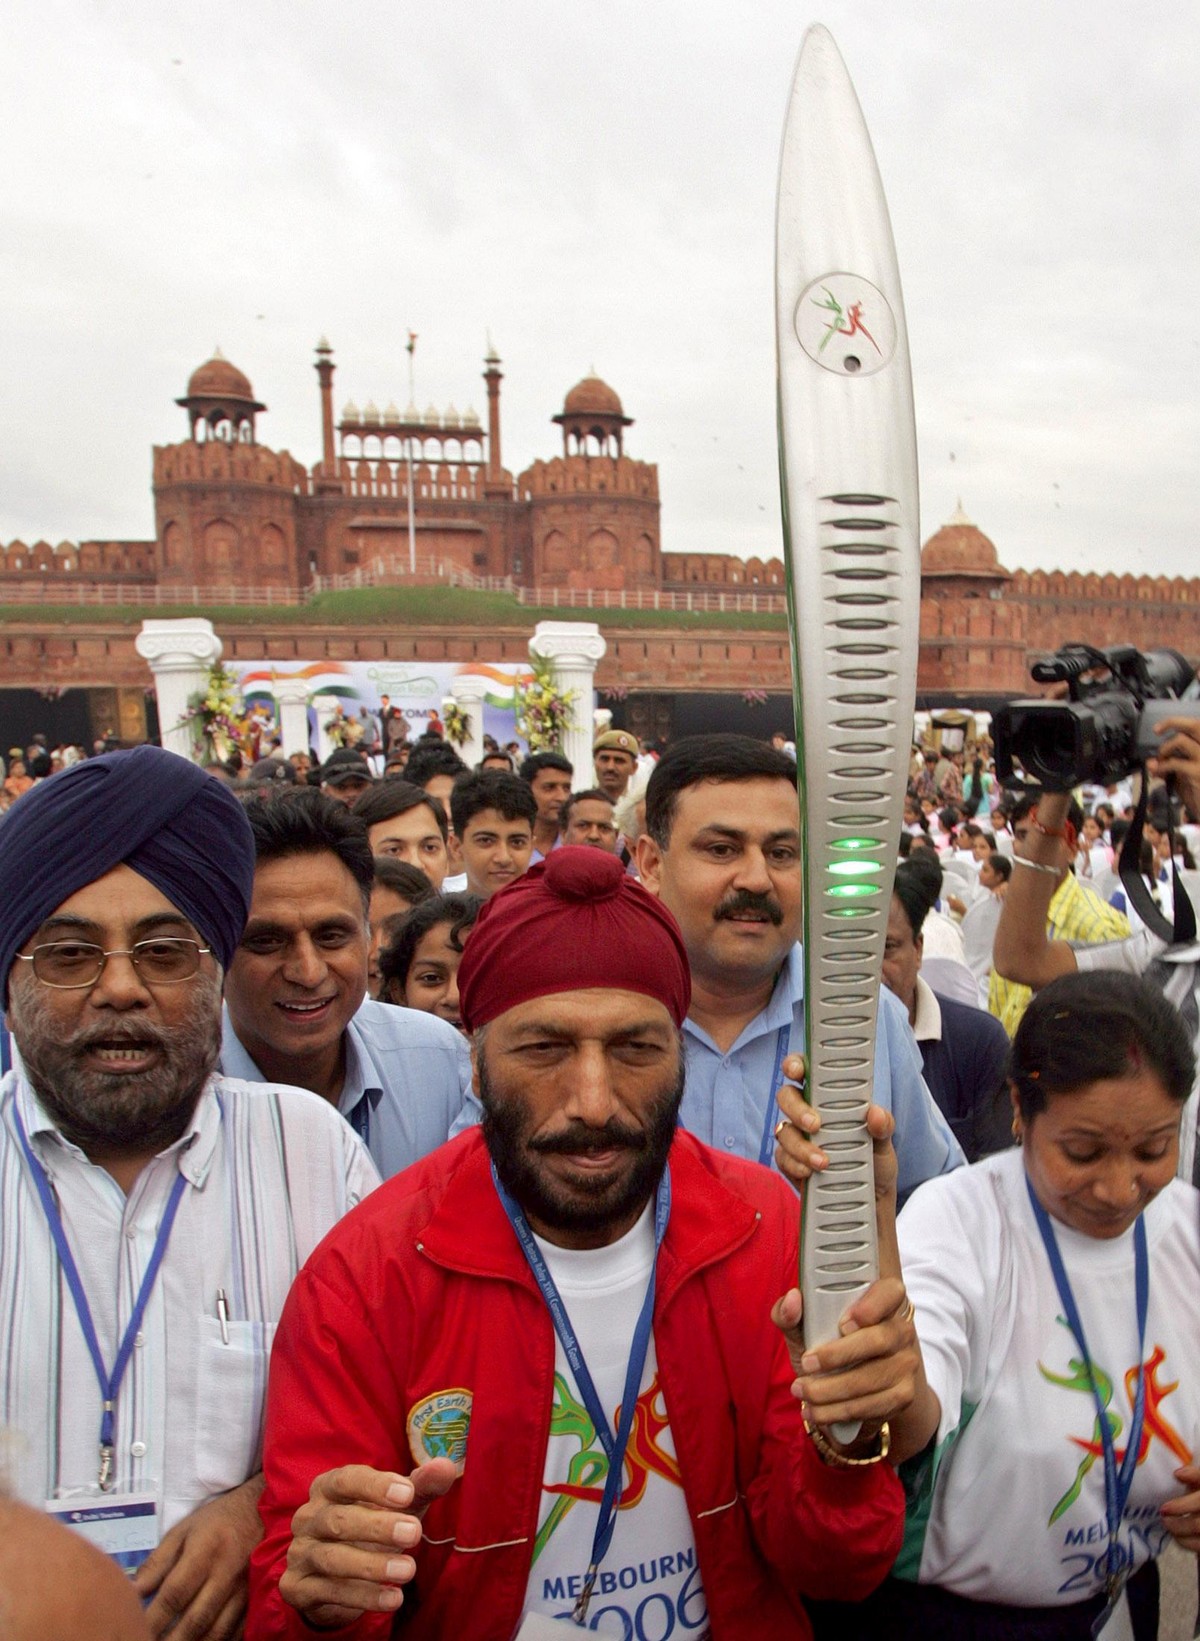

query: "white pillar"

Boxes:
[528, 621, 607, 789]
[311, 694, 340, 764]
[275, 676, 312, 759]
[447, 677, 487, 769]
[135, 618, 224, 762]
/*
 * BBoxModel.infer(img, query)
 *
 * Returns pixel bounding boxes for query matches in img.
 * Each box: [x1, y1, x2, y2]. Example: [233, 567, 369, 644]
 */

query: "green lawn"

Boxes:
[0, 585, 788, 631]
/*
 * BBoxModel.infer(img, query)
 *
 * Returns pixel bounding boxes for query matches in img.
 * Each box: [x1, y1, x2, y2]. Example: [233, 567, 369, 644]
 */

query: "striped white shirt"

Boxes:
[0, 1070, 379, 1533]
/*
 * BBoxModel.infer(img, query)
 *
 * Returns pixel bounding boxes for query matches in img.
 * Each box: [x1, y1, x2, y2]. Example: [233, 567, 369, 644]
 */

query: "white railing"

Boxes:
[0, 561, 788, 616]
[310, 561, 786, 613]
[515, 584, 786, 615]
[0, 580, 308, 608]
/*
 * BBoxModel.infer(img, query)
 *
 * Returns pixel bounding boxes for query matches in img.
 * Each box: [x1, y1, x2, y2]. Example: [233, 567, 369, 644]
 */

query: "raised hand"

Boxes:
[773, 1082, 898, 1205]
[1160, 1462, 1200, 1556]
[279, 1459, 458, 1630]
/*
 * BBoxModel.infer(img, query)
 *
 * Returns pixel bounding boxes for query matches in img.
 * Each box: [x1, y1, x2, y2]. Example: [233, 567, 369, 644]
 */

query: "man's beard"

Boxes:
[8, 973, 223, 1157]
[479, 1048, 684, 1239]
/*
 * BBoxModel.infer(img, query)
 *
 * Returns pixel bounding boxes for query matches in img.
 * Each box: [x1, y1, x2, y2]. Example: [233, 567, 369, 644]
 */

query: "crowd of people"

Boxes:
[0, 705, 1198, 1640]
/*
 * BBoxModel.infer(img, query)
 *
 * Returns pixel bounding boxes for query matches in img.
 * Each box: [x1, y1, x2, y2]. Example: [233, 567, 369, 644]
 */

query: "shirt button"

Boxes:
[130, 1441, 147, 1458]
[723, 1135, 736, 1149]
[124, 1228, 137, 1241]
[134, 1332, 145, 1349]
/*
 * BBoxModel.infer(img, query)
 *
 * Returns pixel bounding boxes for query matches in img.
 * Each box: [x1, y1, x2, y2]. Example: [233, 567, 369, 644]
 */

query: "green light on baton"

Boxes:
[825, 883, 881, 899]
[827, 860, 883, 876]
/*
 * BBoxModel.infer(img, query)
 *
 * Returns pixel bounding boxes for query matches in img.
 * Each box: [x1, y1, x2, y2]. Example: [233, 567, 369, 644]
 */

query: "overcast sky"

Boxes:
[3, 0, 1198, 581]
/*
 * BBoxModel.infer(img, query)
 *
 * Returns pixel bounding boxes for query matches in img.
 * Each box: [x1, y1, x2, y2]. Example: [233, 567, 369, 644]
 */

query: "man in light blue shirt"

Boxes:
[636, 735, 963, 1200]
[221, 790, 472, 1179]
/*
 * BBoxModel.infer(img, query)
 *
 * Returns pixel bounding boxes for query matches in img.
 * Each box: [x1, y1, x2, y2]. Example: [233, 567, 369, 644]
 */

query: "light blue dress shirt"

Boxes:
[679, 945, 964, 1201]
[220, 998, 473, 1180]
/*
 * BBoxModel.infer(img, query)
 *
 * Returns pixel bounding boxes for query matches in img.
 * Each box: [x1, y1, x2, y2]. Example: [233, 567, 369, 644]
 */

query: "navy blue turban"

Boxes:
[0, 745, 255, 998]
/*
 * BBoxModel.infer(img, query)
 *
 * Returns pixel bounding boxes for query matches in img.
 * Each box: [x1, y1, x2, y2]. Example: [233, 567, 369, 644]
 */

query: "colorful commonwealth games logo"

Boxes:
[794, 271, 896, 376]
[1039, 1329, 1192, 1525]
[407, 1388, 473, 1474]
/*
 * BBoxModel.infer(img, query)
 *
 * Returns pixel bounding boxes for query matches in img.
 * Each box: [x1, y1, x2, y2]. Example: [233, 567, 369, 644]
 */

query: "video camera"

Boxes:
[993, 644, 1200, 791]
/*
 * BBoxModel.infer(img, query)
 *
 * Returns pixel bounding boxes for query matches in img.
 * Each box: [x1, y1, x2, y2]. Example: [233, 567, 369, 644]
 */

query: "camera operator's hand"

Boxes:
[1148, 715, 1200, 818]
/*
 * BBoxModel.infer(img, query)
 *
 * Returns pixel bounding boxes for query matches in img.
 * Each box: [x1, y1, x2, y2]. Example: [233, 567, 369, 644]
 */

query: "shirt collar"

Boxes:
[420, 1129, 763, 1310]
[14, 1069, 221, 1186]
[219, 1005, 261, 1081]
[337, 1009, 383, 1121]
[219, 1001, 382, 1123]
[911, 975, 942, 1044]
[683, 942, 803, 1054]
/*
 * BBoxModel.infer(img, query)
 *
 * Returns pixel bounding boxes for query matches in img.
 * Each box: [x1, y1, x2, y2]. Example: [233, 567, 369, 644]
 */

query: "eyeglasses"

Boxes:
[15, 938, 212, 990]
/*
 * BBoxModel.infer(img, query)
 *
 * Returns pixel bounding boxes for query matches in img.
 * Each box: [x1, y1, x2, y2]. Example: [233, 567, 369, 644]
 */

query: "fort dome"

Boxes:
[921, 503, 1008, 578]
[561, 376, 628, 421]
[184, 349, 257, 404]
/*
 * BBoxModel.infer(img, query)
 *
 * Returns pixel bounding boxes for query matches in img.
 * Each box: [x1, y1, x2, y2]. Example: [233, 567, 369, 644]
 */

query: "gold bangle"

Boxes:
[803, 1417, 891, 1468]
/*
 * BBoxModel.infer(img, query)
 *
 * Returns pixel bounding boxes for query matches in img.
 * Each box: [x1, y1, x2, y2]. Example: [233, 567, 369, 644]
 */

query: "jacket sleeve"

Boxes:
[246, 1255, 409, 1641]
[743, 1196, 905, 1604]
[746, 1344, 906, 1603]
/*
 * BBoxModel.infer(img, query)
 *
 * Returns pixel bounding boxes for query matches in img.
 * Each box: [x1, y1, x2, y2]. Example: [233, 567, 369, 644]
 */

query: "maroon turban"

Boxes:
[458, 846, 691, 1031]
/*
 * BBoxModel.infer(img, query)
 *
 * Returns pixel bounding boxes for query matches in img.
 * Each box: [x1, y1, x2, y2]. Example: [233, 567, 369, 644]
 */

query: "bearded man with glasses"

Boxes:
[0, 747, 379, 1641]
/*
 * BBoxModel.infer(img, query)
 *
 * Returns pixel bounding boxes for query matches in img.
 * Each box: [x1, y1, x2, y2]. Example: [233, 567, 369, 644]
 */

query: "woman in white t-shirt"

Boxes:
[856, 970, 1200, 1640]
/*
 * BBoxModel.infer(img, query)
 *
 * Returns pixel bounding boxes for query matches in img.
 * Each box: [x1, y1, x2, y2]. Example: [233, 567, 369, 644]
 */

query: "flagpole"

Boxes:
[406, 331, 418, 576]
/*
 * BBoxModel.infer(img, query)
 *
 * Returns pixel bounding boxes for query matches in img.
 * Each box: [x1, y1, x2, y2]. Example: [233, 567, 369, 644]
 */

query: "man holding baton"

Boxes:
[249, 847, 923, 1640]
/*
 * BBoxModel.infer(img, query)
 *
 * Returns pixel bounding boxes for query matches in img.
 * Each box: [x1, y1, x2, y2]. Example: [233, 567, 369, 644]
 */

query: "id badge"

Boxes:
[46, 1491, 160, 1574]
[1091, 1584, 1134, 1641]
[513, 1613, 578, 1639]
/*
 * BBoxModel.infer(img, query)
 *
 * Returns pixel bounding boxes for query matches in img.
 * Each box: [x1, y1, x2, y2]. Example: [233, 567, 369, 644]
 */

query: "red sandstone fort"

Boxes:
[1, 344, 1197, 743]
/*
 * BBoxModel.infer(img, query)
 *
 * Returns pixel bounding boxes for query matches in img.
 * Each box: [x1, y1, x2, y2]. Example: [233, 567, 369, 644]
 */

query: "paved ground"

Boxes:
[1161, 1543, 1198, 1639]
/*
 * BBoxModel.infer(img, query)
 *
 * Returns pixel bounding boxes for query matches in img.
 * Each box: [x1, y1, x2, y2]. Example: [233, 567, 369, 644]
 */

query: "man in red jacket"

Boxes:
[249, 848, 917, 1640]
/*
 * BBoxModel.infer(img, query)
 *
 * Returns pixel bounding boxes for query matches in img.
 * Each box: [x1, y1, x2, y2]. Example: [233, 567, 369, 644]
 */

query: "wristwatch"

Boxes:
[803, 1418, 891, 1467]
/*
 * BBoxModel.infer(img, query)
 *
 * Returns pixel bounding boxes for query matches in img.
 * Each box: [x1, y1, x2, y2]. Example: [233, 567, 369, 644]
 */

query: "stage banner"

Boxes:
[227, 658, 548, 752]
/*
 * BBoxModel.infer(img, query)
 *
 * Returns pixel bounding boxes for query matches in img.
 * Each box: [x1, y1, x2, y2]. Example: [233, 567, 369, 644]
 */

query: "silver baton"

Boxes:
[775, 24, 921, 1444]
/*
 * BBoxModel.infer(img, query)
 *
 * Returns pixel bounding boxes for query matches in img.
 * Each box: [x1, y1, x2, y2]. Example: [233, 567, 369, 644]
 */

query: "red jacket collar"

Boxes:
[418, 1128, 766, 1309]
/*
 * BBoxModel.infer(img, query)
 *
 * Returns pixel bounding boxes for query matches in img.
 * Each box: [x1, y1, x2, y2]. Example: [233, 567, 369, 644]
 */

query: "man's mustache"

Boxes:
[713, 889, 784, 926]
[528, 1119, 648, 1157]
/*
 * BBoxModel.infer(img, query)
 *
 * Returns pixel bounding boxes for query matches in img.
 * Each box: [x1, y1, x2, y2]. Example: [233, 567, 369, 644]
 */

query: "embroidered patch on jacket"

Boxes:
[407, 1387, 472, 1473]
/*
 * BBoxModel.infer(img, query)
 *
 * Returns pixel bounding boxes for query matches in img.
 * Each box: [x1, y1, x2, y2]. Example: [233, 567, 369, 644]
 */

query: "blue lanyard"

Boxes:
[492, 1164, 671, 1625]
[13, 1102, 189, 1492]
[1026, 1179, 1148, 1595]
[757, 1025, 791, 1167]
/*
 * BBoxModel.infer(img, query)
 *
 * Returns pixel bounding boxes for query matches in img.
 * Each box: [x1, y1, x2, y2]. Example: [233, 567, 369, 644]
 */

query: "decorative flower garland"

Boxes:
[442, 697, 472, 749]
[516, 655, 577, 753]
[178, 662, 247, 765]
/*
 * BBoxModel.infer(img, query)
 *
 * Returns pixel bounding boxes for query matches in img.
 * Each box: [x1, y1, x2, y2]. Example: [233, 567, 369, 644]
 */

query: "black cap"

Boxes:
[320, 751, 373, 786]
[249, 756, 295, 785]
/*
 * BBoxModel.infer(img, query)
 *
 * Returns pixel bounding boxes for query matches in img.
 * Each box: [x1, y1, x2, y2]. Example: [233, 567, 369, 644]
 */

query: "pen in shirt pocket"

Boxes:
[216, 1288, 230, 1345]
